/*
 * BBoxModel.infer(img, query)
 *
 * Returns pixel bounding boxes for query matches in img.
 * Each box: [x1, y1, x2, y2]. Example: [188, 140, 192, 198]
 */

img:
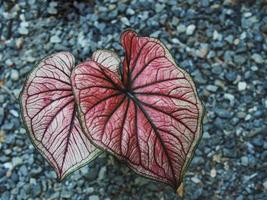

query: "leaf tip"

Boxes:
[177, 182, 184, 198]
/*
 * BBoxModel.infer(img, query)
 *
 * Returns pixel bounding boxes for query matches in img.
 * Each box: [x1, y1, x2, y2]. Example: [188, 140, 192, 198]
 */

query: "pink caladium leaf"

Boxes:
[20, 52, 101, 180]
[72, 30, 204, 192]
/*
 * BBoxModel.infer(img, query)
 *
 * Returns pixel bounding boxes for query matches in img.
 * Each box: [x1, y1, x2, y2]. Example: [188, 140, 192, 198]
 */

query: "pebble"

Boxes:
[251, 53, 264, 64]
[186, 24, 196, 35]
[121, 17, 130, 26]
[97, 166, 106, 181]
[177, 24, 187, 33]
[238, 82, 247, 91]
[210, 168, 217, 177]
[213, 30, 223, 41]
[241, 156, 249, 166]
[225, 72, 237, 82]
[89, 195, 100, 200]
[126, 8, 135, 15]
[10, 69, 19, 81]
[50, 35, 61, 43]
[12, 157, 23, 167]
[224, 93, 235, 106]
[215, 108, 231, 118]
[263, 180, 267, 189]
[196, 44, 208, 58]
[206, 85, 218, 92]
[18, 21, 29, 35]
[47, 2, 58, 14]
[0, 107, 4, 122]
[191, 176, 201, 184]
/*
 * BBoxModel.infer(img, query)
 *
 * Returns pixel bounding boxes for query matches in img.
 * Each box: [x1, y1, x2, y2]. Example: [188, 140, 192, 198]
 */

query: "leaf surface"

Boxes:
[72, 31, 204, 190]
[20, 52, 101, 180]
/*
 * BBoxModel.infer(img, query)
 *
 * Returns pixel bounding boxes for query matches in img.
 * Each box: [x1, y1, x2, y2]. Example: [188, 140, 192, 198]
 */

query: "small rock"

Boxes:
[89, 195, 100, 200]
[263, 180, 267, 189]
[225, 35, 234, 43]
[32, 184, 42, 197]
[48, 2, 58, 14]
[224, 93, 235, 106]
[196, 45, 208, 58]
[5, 59, 13, 67]
[210, 168, 216, 177]
[251, 53, 264, 64]
[186, 24, 196, 35]
[206, 85, 218, 92]
[9, 110, 19, 117]
[10, 69, 19, 81]
[61, 191, 72, 198]
[0, 107, 4, 122]
[225, 71, 237, 82]
[16, 37, 24, 49]
[213, 30, 222, 41]
[98, 166, 106, 181]
[215, 108, 231, 118]
[121, 17, 130, 26]
[12, 157, 23, 167]
[50, 35, 61, 43]
[86, 187, 94, 193]
[191, 176, 201, 184]
[238, 82, 247, 91]
[126, 8, 135, 15]
[18, 21, 29, 35]
[155, 3, 165, 12]
[177, 24, 187, 33]
[241, 156, 249, 166]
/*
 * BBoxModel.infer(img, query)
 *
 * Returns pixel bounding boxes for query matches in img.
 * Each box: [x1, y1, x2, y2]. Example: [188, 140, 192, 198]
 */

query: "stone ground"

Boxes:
[0, 0, 267, 199]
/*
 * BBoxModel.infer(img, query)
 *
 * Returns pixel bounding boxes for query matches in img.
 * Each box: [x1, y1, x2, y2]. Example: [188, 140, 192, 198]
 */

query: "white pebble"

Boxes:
[11, 69, 19, 81]
[50, 35, 61, 43]
[238, 82, 247, 91]
[210, 168, 217, 177]
[213, 30, 223, 41]
[263, 180, 267, 189]
[186, 24, 196, 35]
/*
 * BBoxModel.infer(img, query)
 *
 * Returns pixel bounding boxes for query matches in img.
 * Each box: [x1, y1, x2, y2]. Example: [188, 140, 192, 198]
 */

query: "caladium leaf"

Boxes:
[20, 52, 101, 180]
[72, 30, 204, 191]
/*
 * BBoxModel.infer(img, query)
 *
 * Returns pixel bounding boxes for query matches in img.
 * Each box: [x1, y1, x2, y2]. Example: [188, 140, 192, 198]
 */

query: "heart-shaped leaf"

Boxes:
[20, 52, 101, 180]
[72, 30, 204, 191]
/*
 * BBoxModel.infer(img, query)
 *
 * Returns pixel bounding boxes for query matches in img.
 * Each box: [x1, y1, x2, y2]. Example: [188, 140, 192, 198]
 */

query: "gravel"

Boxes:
[0, 0, 266, 200]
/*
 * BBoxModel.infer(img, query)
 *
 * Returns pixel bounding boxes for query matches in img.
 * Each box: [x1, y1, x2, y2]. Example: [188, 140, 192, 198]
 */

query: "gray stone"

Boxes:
[177, 24, 187, 33]
[155, 3, 165, 12]
[225, 71, 237, 82]
[48, 2, 58, 14]
[32, 184, 42, 197]
[215, 108, 231, 118]
[225, 35, 234, 43]
[213, 30, 222, 41]
[0, 107, 4, 122]
[126, 8, 135, 15]
[206, 85, 218, 92]
[12, 157, 23, 167]
[241, 156, 249, 166]
[50, 35, 61, 43]
[98, 166, 106, 181]
[238, 82, 247, 91]
[61, 191, 72, 198]
[251, 53, 264, 64]
[121, 17, 130, 26]
[186, 24, 196, 35]
[89, 195, 100, 200]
